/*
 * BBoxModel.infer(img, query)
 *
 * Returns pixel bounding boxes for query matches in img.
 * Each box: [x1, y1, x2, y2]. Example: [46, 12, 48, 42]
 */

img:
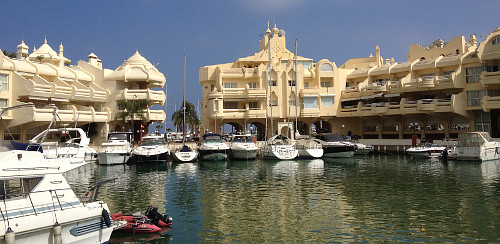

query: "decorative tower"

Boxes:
[376, 45, 381, 66]
[16, 40, 29, 59]
[470, 34, 477, 48]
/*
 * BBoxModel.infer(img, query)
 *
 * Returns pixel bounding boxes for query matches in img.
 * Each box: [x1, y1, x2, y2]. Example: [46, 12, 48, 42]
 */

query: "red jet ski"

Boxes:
[111, 205, 173, 233]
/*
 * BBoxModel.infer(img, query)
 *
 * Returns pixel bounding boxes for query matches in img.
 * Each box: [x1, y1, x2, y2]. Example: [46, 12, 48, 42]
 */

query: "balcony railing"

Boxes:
[479, 70, 500, 86]
[117, 89, 166, 105]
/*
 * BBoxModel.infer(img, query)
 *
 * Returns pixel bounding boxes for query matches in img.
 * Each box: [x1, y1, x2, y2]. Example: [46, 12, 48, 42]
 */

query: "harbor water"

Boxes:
[66, 155, 500, 243]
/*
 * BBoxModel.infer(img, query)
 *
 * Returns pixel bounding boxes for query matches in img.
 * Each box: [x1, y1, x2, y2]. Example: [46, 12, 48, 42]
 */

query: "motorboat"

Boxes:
[295, 137, 324, 159]
[314, 134, 356, 158]
[406, 143, 447, 158]
[111, 206, 172, 227]
[454, 132, 500, 161]
[0, 143, 118, 243]
[98, 132, 133, 165]
[353, 142, 373, 155]
[262, 134, 298, 160]
[27, 127, 97, 163]
[198, 133, 230, 161]
[111, 205, 172, 233]
[132, 135, 170, 163]
[229, 134, 258, 160]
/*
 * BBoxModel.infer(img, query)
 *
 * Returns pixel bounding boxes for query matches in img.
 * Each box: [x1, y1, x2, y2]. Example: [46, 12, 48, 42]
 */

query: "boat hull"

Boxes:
[454, 146, 500, 161]
[297, 148, 324, 159]
[230, 149, 258, 160]
[98, 152, 130, 165]
[133, 152, 169, 163]
[199, 149, 228, 161]
[263, 145, 298, 160]
[172, 150, 199, 162]
[322, 145, 356, 158]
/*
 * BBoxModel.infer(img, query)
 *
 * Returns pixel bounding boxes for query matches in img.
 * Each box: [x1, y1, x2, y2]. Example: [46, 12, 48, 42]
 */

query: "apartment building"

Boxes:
[199, 24, 500, 140]
[0, 39, 166, 145]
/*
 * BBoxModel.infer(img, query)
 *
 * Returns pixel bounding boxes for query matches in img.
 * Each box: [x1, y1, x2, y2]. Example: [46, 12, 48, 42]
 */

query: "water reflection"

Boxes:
[64, 156, 500, 243]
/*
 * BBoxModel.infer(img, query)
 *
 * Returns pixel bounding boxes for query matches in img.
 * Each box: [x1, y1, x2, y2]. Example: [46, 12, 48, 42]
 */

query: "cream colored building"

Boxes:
[200, 24, 500, 141]
[0, 39, 166, 145]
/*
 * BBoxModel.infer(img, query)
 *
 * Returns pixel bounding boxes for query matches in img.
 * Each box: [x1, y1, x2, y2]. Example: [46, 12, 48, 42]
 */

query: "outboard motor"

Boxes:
[145, 206, 172, 225]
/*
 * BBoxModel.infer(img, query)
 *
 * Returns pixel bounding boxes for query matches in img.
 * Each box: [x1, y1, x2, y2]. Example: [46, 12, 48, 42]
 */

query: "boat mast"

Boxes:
[164, 82, 168, 135]
[268, 29, 273, 138]
[294, 39, 298, 138]
[183, 53, 187, 146]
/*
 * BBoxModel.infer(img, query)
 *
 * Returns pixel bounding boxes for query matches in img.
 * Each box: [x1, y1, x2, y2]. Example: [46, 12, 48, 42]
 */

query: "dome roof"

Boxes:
[17, 40, 28, 49]
[35, 38, 57, 56]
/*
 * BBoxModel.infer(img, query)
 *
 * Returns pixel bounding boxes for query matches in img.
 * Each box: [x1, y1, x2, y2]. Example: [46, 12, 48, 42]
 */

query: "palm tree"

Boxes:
[171, 100, 199, 134]
[155, 124, 163, 135]
[115, 99, 150, 141]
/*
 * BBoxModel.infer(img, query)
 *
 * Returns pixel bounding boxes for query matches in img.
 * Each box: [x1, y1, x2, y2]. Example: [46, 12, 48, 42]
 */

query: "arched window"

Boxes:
[492, 36, 500, 45]
[320, 63, 333, 71]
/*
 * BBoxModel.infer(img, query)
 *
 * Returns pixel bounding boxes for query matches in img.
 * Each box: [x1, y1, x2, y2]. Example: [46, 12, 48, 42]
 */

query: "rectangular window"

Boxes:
[214, 100, 219, 111]
[0, 99, 7, 109]
[320, 81, 331, 87]
[303, 97, 318, 109]
[321, 96, 334, 107]
[467, 90, 487, 106]
[288, 80, 296, 86]
[248, 101, 258, 109]
[0, 74, 8, 91]
[224, 83, 237, 88]
[223, 102, 238, 109]
[466, 66, 485, 83]
[248, 82, 257, 89]
[270, 80, 277, 86]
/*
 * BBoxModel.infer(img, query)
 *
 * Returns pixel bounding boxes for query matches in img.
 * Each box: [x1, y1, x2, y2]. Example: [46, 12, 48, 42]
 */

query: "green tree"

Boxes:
[171, 100, 199, 133]
[2, 50, 16, 58]
[155, 124, 163, 135]
[115, 99, 150, 140]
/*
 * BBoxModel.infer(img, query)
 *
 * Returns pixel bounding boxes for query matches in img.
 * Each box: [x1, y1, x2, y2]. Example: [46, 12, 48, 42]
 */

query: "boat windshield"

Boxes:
[232, 136, 253, 143]
[141, 139, 164, 146]
[108, 133, 130, 141]
[458, 133, 488, 147]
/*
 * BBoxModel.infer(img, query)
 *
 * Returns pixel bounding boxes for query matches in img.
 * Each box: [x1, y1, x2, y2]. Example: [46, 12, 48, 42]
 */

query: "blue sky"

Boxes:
[2, 0, 500, 131]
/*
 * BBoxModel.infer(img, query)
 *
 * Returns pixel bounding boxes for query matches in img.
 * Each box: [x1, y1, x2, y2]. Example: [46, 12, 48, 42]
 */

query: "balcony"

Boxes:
[360, 82, 387, 96]
[9, 105, 76, 127]
[301, 108, 320, 117]
[386, 80, 404, 94]
[245, 108, 266, 118]
[479, 70, 500, 87]
[341, 86, 360, 99]
[115, 109, 166, 122]
[117, 88, 166, 105]
[14, 73, 52, 100]
[245, 88, 266, 98]
[400, 99, 418, 114]
[220, 67, 258, 79]
[482, 95, 500, 112]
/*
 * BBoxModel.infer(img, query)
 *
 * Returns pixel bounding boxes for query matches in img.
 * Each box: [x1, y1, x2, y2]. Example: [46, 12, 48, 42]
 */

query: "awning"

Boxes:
[360, 93, 383, 100]
[384, 93, 400, 98]
[341, 97, 361, 102]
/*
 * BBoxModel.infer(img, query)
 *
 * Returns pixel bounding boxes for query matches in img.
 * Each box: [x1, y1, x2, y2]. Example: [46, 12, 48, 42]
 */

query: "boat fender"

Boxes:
[102, 209, 112, 227]
[5, 227, 14, 244]
[53, 222, 62, 244]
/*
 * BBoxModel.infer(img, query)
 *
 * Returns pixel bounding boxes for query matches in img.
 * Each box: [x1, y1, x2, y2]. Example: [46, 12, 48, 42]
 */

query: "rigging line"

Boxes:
[0, 116, 15, 141]
[2, 183, 10, 230]
[50, 190, 59, 223]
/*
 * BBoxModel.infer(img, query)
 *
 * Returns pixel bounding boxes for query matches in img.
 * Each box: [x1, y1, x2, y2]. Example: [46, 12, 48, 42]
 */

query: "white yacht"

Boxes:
[229, 134, 258, 160]
[26, 127, 97, 163]
[131, 135, 170, 163]
[198, 133, 230, 161]
[98, 132, 133, 165]
[454, 132, 500, 161]
[262, 134, 298, 160]
[295, 137, 324, 159]
[353, 142, 373, 155]
[0, 142, 119, 243]
[406, 143, 447, 158]
[314, 134, 356, 158]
